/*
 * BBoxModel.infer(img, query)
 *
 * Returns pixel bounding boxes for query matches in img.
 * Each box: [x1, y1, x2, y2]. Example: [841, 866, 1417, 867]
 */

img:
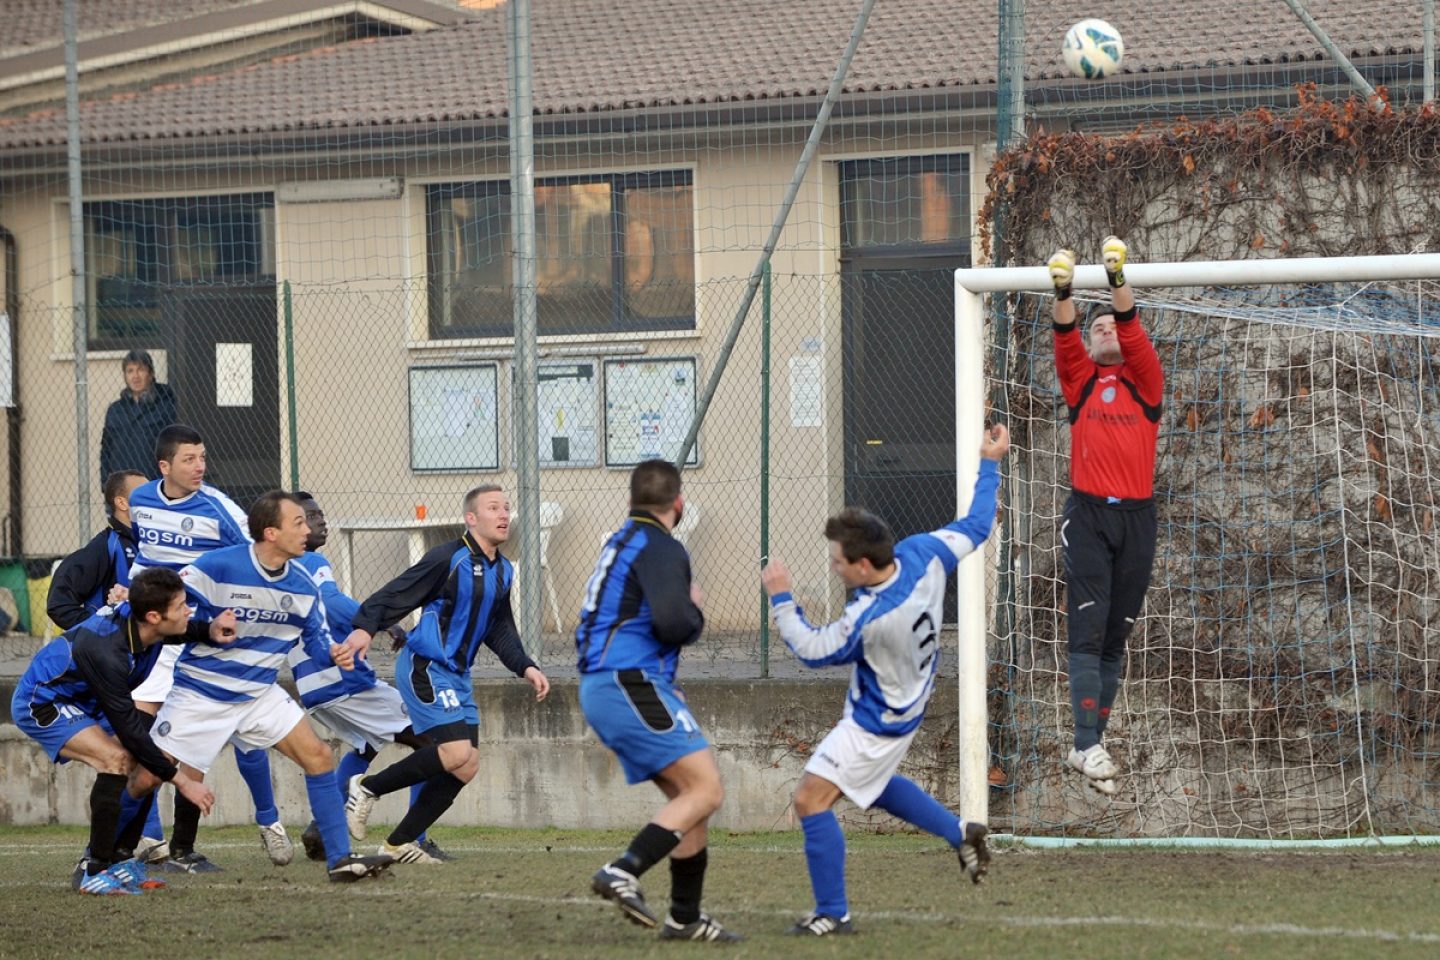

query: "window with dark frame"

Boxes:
[84, 193, 276, 349]
[427, 171, 695, 339]
[839, 155, 971, 253]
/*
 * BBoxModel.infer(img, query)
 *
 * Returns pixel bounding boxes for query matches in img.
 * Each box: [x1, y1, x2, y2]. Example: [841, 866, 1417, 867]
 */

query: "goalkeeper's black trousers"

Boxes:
[1061, 490, 1157, 751]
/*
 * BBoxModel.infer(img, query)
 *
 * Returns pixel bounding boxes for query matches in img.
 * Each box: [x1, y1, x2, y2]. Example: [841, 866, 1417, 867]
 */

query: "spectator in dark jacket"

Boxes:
[99, 349, 177, 482]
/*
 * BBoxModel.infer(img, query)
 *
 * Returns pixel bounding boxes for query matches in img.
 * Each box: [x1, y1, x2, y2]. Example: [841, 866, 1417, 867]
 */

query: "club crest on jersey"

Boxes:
[1101, 386, 1117, 403]
[181, 517, 195, 532]
[280, 595, 294, 610]
[156, 721, 171, 737]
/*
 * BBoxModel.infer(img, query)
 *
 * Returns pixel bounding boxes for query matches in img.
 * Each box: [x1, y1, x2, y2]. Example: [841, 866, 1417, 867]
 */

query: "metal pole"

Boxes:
[283, 280, 299, 490]
[1279, 0, 1378, 101]
[508, 0, 542, 657]
[64, 0, 89, 545]
[997, 0, 1025, 146]
[673, 0, 878, 469]
[1425, 0, 1436, 104]
[759, 263, 771, 679]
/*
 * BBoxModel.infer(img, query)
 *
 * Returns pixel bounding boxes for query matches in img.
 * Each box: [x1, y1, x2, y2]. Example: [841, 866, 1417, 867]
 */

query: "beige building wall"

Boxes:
[1, 124, 985, 635]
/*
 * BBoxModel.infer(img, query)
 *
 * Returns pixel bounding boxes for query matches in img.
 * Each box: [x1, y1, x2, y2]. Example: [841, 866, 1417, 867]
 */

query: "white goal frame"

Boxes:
[952, 253, 1440, 827]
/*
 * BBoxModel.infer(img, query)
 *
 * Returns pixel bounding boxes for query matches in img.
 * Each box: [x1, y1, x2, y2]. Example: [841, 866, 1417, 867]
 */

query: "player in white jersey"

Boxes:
[125, 423, 288, 872]
[130, 491, 393, 884]
[761, 423, 1009, 936]
[288, 492, 449, 864]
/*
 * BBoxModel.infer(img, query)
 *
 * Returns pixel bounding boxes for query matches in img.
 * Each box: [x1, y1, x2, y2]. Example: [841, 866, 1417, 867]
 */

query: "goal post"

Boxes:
[955, 253, 1440, 836]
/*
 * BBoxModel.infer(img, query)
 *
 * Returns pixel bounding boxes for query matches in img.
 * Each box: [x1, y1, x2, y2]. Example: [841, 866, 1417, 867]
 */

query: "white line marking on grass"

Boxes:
[0, 877, 1432, 946]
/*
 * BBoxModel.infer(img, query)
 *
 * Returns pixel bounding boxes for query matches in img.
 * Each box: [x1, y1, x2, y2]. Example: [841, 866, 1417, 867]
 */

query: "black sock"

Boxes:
[171, 792, 201, 857]
[362, 745, 445, 798]
[668, 848, 707, 925]
[614, 822, 682, 878]
[88, 773, 126, 867]
[115, 790, 156, 855]
[387, 773, 465, 846]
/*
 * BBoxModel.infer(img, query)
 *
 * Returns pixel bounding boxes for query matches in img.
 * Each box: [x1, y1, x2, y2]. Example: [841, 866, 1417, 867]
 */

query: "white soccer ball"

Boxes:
[1062, 19, 1124, 80]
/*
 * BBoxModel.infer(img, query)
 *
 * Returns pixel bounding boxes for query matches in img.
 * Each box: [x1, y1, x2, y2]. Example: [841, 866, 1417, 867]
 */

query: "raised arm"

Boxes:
[1049, 248, 1095, 402]
[1103, 236, 1164, 406]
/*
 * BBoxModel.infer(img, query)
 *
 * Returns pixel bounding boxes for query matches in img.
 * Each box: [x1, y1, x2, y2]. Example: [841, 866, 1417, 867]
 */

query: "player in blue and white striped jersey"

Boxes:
[123, 424, 283, 873]
[133, 491, 393, 884]
[287, 493, 444, 864]
[761, 423, 1009, 937]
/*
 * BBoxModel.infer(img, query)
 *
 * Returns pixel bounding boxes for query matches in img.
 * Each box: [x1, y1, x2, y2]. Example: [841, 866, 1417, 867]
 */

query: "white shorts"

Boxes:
[804, 716, 918, 809]
[132, 645, 181, 704]
[308, 682, 411, 752]
[152, 684, 305, 774]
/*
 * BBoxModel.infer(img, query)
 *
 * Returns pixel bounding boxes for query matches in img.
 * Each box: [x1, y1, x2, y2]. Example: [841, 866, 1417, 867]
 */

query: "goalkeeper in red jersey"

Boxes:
[1047, 237, 1163, 796]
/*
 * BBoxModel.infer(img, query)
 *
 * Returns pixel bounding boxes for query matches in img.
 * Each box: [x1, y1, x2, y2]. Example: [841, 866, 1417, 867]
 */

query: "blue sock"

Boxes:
[235, 747, 279, 826]
[335, 750, 372, 803]
[410, 783, 426, 843]
[800, 811, 847, 918]
[143, 793, 164, 840]
[873, 775, 963, 847]
[117, 789, 165, 843]
[304, 771, 351, 869]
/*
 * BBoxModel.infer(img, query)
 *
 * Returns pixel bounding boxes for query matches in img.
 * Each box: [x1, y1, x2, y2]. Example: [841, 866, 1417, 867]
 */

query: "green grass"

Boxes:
[1, 825, 1438, 959]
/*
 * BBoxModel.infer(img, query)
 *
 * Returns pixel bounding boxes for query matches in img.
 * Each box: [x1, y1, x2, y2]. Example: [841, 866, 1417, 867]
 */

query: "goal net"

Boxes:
[957, 255, 1440, 839]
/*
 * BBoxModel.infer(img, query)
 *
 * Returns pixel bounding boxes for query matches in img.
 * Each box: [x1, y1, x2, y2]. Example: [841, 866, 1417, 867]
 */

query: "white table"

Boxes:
[328, 516, 466, 596]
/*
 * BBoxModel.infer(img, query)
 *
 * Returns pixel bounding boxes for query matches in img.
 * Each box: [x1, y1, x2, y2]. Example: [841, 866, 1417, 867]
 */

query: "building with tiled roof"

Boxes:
[0, 1, 1428, 632]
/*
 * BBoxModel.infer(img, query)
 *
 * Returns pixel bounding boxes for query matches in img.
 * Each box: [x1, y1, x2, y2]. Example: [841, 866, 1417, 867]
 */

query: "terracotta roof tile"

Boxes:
[0, 0, 1426, 150]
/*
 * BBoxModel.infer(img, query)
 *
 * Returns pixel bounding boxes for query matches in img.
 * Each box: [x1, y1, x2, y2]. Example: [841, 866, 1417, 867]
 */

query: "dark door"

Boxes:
[841, 255, 963, 543]
[166, 283, 281, 511]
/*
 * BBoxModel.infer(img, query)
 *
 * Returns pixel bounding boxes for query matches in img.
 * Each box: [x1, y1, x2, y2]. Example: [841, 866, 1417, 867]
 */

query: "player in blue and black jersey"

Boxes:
[340, 485, 549, 864]
[130, 491, 394, 884]
[125, 424, 288, 872]
[288, 492, 447, 864]
[46, 470, 145, 630]
[760, 424, 1009, 936]
[13, 568, 231, 893]
[578, 459, 741, 943]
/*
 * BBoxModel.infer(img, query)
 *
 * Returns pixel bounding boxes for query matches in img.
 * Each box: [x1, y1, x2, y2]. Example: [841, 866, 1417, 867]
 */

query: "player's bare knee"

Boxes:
[129, 769, 160, 797]
[96, 748, 130, 775]
[438, 739, 476, 774]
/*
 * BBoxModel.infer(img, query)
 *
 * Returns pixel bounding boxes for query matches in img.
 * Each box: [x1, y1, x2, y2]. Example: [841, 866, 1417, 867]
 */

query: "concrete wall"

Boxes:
[0, 677, 962, 830]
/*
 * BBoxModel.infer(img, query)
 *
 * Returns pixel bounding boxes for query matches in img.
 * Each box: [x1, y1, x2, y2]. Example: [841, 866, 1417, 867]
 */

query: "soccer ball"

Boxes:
[1062, 19, 1124, 80]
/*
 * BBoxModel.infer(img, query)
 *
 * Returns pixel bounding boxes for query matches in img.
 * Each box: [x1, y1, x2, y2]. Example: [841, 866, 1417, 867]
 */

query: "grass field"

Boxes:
[0, 825, 1437, 960]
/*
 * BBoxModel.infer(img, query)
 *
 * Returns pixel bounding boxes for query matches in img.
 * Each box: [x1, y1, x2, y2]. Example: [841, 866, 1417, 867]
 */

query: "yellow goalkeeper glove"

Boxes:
[1047, 248, 1076, 300]
[1102, 236, 1128, 288]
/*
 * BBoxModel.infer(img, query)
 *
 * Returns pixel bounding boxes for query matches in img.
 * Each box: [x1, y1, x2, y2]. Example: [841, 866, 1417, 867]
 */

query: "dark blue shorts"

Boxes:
[395, 647, 477, 735]
[579, 670, 709, 784]
[11, 686, 112, 764]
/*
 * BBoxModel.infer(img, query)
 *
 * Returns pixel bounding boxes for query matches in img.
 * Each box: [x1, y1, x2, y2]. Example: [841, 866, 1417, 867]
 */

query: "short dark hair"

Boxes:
[248, 490, 304, 542]
[103, 470, 146, 513]
[155, 423, 203, 464]
[629, 459, 681, 513]
[463, 484, 504, 515]
[294, 490, 316, 503]
[1084, 302, 1115, 329]
[121, 349, 155, 374]
[824, 507, 896, 568]
[128, 567, 185, 620]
